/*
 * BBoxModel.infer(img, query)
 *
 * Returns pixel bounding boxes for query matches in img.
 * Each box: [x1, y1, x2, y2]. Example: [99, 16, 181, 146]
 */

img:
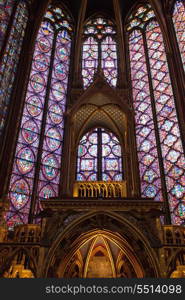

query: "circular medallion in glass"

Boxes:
[38, 36, 51, 53]
[17, 148, 34, 174]
[30, 74, 45, 92]
[54, 64, 67, 80]
[26, 96, 42, 117]
[49, 104, 63, 124]
[56, 46, 68, 60]
[22, 120, 38, 144]
[42, 154, 58, 180]
[46, 128, 61, 151]
[10, 179, 30, 209]
[34, 54, 49, 72]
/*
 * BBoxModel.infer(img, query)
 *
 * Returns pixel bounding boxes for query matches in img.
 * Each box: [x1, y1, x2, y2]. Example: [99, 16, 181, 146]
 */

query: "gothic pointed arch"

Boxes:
[82, 14, 118, 89]
[42, 211, 161, 278]
[66, 75, 133, 196]
[69, 72, 132, 116]
[0, 0, 185, 281]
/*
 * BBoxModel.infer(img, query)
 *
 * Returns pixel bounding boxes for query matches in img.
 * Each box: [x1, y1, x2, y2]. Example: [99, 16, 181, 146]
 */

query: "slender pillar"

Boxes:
[72, 0, 88, 89]
[113, 0, 127, 89]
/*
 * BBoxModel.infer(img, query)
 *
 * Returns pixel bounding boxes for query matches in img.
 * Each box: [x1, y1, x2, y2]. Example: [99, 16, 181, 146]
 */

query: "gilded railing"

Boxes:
[73, 181, 127, 198]
[163, 225, 185, 245]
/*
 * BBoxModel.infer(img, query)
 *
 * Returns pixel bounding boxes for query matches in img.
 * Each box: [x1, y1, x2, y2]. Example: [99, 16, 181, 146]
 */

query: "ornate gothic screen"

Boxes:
[82, 17, 117, 88]
[76, 128, 123, 181]
[0, 0, 29, 137]
[127, 4, 185, 225]
[6, 4, 73, 229]
[172, 0, 185, 70]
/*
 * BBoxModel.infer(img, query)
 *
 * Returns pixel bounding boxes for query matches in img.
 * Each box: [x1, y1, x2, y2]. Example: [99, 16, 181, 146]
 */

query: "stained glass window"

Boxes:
[82, 17, 117, 88]
[0, 0, 15, 50]
[101, 36, 117, 87]
[127, 4, 185, 225]
[6, 5, 72, 229]
[129, 29, 162, 202]
[77, 128, 123, 181]
[172, 0, 185, 70]
[82, 37, 98, 88]
[0, 0, 28, 136]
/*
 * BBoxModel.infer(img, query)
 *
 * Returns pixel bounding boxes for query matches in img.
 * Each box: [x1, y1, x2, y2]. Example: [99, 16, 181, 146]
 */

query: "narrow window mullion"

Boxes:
[98, 39, 102, 71]
[97, 128, 102, 181]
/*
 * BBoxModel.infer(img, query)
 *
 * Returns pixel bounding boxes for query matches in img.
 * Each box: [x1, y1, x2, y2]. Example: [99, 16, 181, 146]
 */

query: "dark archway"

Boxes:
[42, 211, 161, 278]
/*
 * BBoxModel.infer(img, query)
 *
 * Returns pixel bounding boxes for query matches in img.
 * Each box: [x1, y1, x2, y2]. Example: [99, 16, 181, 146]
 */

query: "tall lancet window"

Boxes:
[6, 5, 73, 229]
[0, 0, 14, 49]
[127, 4, 185, 225]
[0, 0, 29, 137]
[82, 17, 117, 89]
[76, 128, 123, 181]
[172, 0, 185, 70]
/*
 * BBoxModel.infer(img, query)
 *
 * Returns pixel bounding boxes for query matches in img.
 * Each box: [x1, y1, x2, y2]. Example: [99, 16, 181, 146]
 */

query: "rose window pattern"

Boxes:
[82, 17, 117, 88]
[77, 128, 123, 182]
[6, 5, 73, 229]
[127, 4, 185, 225]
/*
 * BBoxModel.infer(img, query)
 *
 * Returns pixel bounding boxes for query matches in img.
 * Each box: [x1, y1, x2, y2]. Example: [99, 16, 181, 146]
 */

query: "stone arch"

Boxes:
[116, 250, 139, 278]
[42, 211, 161, 278]
[69, 74, 132, 117]
[82, 234, 117, 278]
[74, 104, 126, 147]
[84, 11, 116, 25]
[64, 74, 138, 197]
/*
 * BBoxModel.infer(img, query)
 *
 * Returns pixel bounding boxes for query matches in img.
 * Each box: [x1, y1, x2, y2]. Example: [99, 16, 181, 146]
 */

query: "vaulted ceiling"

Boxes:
[55, 0, 139, 22]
